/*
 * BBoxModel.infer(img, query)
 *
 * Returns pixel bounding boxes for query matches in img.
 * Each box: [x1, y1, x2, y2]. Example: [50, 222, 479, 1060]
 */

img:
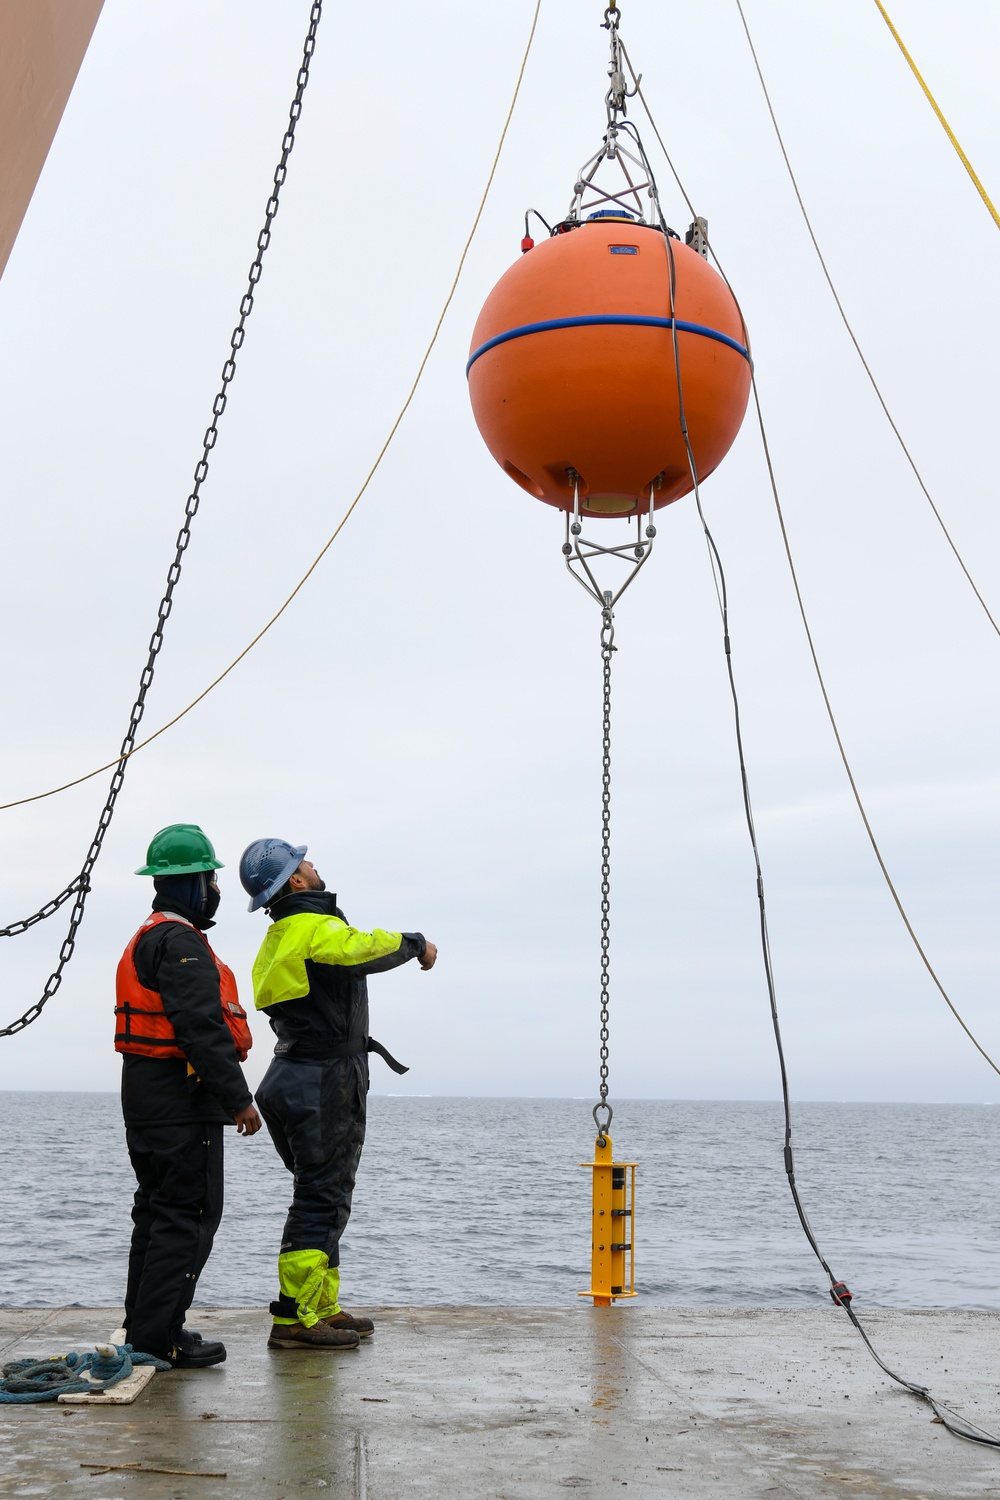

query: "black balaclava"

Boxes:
[153, 872, 220, 929]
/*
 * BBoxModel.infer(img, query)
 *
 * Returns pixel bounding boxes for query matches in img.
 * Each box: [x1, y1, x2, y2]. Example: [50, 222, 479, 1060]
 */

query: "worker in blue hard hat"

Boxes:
[116, 823, 262, 1367]
[239, 837, 436, 1352]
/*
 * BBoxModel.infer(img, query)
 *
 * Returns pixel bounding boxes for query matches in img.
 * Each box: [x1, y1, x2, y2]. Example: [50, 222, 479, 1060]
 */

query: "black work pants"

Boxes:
[256, 1055, 367, 1266]
[124, 1122, 224, 1360]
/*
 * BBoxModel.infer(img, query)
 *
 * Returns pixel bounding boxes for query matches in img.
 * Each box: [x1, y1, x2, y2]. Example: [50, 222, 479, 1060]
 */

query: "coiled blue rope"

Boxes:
[0, 1344, 171, 1403]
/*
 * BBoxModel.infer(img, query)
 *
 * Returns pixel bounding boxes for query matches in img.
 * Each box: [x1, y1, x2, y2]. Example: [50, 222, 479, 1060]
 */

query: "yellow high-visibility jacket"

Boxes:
[251, 890, 425, 1060]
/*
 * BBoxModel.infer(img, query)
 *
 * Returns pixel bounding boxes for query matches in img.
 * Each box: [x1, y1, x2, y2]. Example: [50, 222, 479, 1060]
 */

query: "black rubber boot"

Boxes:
[173, 1328, 205, 1352]
[169, 1339, 227, 1368]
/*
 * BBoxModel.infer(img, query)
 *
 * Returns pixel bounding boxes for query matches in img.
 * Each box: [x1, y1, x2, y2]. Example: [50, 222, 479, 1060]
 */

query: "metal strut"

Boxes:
[559, 2, 668, 234]
[562, 479, 656, 610]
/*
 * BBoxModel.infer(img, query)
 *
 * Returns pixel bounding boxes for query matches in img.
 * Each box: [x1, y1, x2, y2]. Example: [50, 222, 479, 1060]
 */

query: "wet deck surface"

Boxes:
[1, 1306, 999, 1497]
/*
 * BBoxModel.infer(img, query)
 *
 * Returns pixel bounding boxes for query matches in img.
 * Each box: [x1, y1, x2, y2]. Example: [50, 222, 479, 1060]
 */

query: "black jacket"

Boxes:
[120, 897, 254, 1127]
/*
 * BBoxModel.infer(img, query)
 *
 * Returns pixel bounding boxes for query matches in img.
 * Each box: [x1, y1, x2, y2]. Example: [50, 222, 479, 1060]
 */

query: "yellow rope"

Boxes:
[0, 0, 542, 814]
[872, 0, 1000, 232]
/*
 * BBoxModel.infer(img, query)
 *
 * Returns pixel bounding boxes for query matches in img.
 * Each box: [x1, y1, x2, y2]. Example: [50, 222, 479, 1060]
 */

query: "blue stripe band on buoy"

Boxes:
[465, 314, 751, 376]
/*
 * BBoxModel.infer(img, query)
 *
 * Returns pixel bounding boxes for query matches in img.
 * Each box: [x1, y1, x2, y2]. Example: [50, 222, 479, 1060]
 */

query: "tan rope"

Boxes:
[0, 0, 543, 814]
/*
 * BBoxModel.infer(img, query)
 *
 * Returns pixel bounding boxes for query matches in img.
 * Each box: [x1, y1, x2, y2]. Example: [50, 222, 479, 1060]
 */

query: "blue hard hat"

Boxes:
[239, 838, 308, 913]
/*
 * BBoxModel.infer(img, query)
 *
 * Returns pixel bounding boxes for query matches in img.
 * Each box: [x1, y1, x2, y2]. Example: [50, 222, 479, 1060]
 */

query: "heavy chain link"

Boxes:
[593, 599, 616, 1142]
[0, 0, 325, 1040]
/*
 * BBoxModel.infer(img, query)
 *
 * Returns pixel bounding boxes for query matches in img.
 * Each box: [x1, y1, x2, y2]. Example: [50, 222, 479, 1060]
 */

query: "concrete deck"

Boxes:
[1, 1306, 999, 1497]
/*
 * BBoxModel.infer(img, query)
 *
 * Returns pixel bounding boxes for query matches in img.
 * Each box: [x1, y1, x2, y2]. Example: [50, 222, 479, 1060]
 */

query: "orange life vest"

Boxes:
[115, 912, 253, 1062]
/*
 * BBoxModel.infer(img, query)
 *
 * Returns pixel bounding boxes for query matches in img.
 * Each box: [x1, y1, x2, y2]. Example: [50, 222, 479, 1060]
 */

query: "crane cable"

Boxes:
[871, 0, 1000, 235]
[734, 0, 1000, 641]
[0, 0, 543, 1037]
[616, 33, 1000, 1083]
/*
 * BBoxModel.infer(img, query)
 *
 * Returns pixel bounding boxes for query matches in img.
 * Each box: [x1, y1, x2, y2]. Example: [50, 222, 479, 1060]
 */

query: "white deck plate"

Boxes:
[57, 1362, 157, 1404]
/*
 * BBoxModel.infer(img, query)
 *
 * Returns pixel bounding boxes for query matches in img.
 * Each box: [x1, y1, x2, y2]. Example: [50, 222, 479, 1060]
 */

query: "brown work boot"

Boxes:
[267, 1320, 360, 1351]
[323, 1309, 375, 1338]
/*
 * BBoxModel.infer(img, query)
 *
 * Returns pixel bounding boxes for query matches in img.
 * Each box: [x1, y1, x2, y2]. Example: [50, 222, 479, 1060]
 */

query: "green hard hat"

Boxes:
[135, 823, 224, 877]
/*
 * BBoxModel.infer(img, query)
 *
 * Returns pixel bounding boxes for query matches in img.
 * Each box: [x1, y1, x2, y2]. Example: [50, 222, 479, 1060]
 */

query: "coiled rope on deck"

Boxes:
[0, 1345, 171, 1404]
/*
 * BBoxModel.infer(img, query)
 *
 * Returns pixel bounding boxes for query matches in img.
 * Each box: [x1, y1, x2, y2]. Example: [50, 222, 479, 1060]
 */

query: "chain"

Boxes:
[0, 0, 325, 1040]
[593, 596, 616, 1142]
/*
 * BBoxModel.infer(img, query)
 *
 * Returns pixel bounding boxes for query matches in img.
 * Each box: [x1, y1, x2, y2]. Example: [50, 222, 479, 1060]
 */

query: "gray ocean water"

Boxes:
[1, 1094, 998, 1311]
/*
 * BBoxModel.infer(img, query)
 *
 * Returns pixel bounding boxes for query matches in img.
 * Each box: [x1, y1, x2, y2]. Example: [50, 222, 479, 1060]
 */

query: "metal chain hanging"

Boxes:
[0, 0, 325, 1039]
[563, 480, 654, 1143]
[594, 599, 616, 1143]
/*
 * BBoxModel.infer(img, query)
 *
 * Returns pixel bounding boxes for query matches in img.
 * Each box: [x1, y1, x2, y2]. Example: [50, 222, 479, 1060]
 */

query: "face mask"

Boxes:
[202, 877, 221, 921]
[154, 872, 216, 921]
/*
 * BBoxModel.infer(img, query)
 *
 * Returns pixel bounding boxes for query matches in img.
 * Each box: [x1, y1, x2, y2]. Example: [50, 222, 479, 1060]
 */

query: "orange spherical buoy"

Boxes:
[467, 215, 751, 518]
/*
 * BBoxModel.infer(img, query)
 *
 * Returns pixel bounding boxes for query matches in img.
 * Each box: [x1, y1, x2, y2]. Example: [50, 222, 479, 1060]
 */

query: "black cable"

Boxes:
[699, 456, 1000, 1446]
[651, 170, 1000, 1447]
[525, 207, 554, 237]
[693, 440, 1000, 1447]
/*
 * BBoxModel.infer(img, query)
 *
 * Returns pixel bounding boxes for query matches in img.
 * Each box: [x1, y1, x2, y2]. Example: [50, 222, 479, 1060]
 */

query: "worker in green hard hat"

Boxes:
[115, 823, 261, 1368]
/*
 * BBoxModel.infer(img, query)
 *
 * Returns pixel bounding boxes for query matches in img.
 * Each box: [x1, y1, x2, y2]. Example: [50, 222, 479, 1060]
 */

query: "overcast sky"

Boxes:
[1, 0, 998, 1106]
